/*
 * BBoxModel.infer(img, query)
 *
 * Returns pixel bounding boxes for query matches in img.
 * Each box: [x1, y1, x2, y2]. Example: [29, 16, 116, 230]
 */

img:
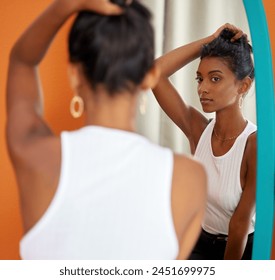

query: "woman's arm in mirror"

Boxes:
[152, 38, 212, 152]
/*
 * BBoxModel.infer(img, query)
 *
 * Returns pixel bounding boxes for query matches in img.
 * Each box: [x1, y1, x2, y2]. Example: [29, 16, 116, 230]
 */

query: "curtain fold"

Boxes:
[137, 0, 256, 154]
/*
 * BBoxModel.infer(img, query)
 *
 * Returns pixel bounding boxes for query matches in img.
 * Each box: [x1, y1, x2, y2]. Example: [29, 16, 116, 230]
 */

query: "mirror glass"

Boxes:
[137, 0, 259, 260]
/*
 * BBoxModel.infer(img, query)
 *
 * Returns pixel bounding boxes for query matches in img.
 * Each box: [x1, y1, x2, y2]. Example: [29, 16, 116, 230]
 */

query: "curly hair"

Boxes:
[200, 28, 254, 81]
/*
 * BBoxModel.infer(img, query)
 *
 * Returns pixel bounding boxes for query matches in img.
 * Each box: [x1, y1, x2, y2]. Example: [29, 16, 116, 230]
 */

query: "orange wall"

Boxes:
[0, 0, 274, 260]
[0, 0, 82, 259]
[263, 0, 275, 260]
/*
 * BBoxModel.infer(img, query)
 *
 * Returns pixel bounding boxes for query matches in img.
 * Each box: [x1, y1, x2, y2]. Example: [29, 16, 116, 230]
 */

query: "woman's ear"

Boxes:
[140, 64, 160, 90]
[67, 63, 82, 91]
[238, 76, 253, 95]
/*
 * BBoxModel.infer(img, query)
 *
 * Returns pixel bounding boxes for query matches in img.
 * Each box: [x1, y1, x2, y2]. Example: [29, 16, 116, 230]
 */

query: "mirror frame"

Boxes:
[243, 0, 275, 260]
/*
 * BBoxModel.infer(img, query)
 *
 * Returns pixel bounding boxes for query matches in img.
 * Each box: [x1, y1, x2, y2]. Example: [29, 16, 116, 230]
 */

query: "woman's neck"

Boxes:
[84, 90, 139, 132]
[214, 108, 247, 139]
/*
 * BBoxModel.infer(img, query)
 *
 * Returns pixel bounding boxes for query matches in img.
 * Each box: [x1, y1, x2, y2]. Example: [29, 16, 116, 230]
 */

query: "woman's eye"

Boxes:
[211, 77, 220, 82]
[195, 77, 202, 83]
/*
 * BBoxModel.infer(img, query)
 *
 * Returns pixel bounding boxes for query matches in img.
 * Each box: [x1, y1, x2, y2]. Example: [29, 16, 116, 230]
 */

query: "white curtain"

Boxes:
[136, 0, 256, 154]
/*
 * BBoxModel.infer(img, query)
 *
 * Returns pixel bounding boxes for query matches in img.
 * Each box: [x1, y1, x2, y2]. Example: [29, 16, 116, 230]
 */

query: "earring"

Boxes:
[139, 92, 148, 115]
[238, 95, 244, 109]
[70, 95, 84, 118]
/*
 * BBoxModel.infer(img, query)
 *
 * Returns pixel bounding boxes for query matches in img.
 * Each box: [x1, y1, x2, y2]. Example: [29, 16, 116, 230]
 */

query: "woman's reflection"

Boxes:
[152, 23, 256, 260]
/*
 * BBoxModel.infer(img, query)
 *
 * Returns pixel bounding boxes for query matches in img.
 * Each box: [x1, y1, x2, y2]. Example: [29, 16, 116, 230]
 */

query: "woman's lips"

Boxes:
[200, 98, 213, 104]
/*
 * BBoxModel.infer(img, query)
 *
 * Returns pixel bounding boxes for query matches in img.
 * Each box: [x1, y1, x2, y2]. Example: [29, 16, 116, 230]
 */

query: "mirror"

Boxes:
[137, 0, 274, 260]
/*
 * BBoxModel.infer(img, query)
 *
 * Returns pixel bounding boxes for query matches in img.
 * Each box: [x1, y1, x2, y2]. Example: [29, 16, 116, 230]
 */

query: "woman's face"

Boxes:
[196, 56, 242, 113]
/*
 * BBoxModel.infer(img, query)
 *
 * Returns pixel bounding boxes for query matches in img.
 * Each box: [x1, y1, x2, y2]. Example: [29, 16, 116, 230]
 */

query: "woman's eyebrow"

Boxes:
[208, 70, 223, 74]
[196, 70, 223, 75]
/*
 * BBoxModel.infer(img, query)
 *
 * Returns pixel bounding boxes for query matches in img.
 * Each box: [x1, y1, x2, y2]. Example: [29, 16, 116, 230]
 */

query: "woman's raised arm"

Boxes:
[6, 0, 122, 154]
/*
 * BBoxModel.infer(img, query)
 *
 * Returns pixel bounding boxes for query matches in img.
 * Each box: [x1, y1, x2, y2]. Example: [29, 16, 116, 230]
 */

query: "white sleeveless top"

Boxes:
[194, 119, 256, 235]
[20, 126, 178, 260]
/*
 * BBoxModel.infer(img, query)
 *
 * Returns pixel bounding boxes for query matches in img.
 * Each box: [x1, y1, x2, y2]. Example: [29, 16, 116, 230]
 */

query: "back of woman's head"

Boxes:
[200, 28, 254, 81]
[68, 0, 154, 95]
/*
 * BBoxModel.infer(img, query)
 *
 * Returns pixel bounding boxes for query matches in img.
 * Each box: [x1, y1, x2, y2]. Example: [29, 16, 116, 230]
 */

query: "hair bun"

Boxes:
[220, 28, 235, 41]
[220, 28, 250, 46]
[200, 27, 254, 81]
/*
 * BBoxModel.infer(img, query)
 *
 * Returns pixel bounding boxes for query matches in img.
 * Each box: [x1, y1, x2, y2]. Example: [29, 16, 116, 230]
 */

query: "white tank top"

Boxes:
[194, 119, 256, 235]
[20, 126, 178, 260]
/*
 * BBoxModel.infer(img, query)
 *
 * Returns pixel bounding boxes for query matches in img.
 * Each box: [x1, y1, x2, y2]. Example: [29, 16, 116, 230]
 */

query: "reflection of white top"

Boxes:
[194, 119, 257, 235]
[20, 126, 178, 260]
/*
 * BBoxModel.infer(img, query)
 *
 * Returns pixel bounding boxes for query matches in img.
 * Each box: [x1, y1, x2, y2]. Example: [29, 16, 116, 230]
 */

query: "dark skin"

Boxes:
[6, 0, 207, 260]
[152, 24, 256, 260]
[6, 0, 123, 235]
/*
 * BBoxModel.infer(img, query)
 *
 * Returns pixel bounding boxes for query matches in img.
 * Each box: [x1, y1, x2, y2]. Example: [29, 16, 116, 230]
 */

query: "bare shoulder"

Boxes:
[244, 131, 257, 163]
[173, 153, 207, 197]
[246, 131, 257, 151]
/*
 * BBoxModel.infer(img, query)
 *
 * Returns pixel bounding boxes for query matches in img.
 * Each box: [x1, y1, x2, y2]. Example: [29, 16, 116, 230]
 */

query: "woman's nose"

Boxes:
[198, 84, 209, 96]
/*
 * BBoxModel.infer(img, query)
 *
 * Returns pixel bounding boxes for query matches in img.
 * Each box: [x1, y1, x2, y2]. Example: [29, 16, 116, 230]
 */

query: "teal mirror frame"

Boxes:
[243, 0, 275, 259]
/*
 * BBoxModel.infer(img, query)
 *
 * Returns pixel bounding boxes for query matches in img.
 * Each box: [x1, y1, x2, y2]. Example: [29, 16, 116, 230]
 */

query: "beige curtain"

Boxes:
[136, 0, 256, 154]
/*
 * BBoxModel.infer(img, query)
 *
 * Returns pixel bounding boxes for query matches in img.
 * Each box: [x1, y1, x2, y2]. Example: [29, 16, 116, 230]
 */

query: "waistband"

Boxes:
[202, 229, 228, 241]
[201, 229, 254, 242]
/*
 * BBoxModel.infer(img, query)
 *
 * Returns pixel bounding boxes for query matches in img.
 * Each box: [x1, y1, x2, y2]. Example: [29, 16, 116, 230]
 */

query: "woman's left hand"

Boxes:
[212, 23, 247, 42]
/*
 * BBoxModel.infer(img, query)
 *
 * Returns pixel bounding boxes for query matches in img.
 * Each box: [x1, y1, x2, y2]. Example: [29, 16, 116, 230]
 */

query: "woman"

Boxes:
[6, 0, 206, 260]
[152, 25, 256, 260]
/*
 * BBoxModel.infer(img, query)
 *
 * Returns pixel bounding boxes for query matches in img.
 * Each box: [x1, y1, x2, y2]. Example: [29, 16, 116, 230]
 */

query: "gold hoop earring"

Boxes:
[239, 95, 244, 109]
[70, 95, 84, 118]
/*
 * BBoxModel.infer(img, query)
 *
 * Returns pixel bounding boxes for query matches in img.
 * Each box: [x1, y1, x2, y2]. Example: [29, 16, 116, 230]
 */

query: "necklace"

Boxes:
[213, 128, 239, 142]
[213, 120, 248, 142]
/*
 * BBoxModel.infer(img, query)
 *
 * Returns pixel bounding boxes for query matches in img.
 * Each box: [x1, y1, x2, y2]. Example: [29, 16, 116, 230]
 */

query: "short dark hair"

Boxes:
[68, 0, 154, 95]
[200, 28, 254, 81]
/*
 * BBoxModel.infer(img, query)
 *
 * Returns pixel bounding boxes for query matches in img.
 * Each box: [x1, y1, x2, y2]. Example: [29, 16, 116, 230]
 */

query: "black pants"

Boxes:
[189, 229, 254, 260]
